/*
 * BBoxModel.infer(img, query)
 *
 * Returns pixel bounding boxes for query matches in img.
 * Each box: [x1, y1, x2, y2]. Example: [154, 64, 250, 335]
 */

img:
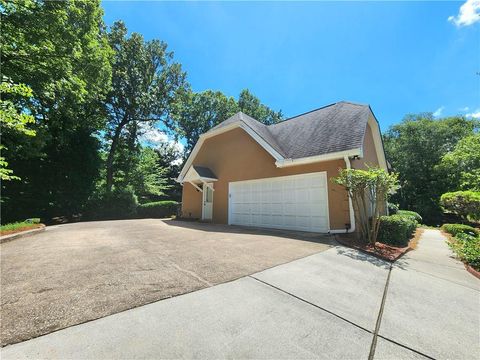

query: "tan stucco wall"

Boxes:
[181, 127, 351, 230]
[351, 121, 379, 170]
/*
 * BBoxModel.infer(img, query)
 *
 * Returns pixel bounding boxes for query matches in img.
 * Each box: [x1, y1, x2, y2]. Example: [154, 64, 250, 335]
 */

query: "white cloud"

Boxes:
[433, 106, 445, 117]
[448, 0, 480, 27]
[139, 124, 185, 164]
[460, 106, 470, 112]
[466, 109, 480, 118]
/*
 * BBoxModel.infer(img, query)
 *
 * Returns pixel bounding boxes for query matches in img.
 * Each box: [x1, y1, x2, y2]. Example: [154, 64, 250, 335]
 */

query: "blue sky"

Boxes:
[102, 1, 479, 132]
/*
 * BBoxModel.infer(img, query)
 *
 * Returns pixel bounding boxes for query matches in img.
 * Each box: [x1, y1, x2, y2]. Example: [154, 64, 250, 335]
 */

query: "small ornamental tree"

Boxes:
[440, 191, 480, 223]
[332, 167, 399, 245]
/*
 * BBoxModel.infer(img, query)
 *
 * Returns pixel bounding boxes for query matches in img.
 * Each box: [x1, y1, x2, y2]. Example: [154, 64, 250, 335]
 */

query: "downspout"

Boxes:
[328, 155, 356, 234]
[343, 155, 356, 233]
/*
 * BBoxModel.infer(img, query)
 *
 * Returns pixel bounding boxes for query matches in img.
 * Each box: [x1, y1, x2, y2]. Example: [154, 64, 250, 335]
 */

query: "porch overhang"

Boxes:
[182, 166, 218, 192]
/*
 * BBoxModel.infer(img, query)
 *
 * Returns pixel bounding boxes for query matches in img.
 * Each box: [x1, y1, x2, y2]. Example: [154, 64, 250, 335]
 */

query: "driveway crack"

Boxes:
[249, 275, 372, 334]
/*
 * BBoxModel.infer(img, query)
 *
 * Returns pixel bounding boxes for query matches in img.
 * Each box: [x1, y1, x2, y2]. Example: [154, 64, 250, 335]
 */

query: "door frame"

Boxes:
[201, 182, 214, 221]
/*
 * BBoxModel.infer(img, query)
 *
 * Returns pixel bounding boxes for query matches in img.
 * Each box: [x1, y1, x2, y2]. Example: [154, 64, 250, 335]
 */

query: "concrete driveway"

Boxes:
[0, 219, 332, 346]
[2, 229, 478, 359]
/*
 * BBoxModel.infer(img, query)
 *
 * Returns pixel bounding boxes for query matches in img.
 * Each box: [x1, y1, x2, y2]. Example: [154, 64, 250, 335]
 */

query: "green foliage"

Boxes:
[237, 89, 283, 125]
[25, 218, 40, 224]
[387, 202, 399, 215]
[436, 134, 480, 191]
[332, 167, 399, 244]
[383, 114, 478, 223]
[173, 90, 239, 155]
[0, 221, 39, 232]
[137, 201, 179, 218]
[440, 191, 480, 222]
[397, 210, 422, 223]
[377, 214, 417, 247]
[85, 188, 138, 220]
[448, 233, 480, 271]
[0, 78, 36, 180]
[104, 21, 188, 191]
[441, 223, 479, 237]
[130, 147, 170, 201]
[1, 0, 112, 221]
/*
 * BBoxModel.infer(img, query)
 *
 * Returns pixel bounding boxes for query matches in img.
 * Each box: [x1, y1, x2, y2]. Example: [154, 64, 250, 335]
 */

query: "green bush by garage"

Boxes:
[137, 201, 179, 218]
[377, 214, 417, 247]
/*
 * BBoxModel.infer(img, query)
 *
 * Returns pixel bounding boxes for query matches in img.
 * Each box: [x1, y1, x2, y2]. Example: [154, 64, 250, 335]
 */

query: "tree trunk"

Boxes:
[106, 122, 127, 192]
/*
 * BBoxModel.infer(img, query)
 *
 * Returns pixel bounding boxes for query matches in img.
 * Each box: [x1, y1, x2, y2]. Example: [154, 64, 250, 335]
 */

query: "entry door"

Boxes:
[202, 183, 213, 220]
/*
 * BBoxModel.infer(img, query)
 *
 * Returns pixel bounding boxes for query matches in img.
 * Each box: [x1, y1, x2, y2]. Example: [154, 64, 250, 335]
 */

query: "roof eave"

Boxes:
[275, 148, 363, 168]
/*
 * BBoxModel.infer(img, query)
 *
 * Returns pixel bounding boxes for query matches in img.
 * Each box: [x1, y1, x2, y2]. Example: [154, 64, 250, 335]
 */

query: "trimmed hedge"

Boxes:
[84, 188, 138, 220]
[441, 223, 479, 237]
[137, 201, 179, 218]
[377, 214, 417, 247]
[397, 210, 422, 223]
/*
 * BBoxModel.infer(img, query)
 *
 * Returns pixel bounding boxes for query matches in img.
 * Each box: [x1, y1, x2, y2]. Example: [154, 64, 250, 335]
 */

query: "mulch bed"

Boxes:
[335, 228, 423, 262]
[0, 224, 44, 236]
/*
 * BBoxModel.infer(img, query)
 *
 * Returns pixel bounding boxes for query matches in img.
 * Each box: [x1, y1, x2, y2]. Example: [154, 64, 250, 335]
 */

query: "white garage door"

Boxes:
[228, 172, 329, 233]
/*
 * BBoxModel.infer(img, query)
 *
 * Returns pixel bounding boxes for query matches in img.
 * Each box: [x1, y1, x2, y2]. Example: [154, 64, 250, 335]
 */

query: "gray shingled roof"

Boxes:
[207, 101, 371, 159]
[193, 165, 217, 179]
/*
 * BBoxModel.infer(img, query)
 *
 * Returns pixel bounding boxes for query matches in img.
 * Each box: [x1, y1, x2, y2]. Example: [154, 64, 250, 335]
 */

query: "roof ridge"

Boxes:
[276, 102, 338, 124]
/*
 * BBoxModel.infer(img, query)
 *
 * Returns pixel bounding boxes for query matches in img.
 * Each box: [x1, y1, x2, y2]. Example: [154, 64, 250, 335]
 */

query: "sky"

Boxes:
[102, 0, 480, 136]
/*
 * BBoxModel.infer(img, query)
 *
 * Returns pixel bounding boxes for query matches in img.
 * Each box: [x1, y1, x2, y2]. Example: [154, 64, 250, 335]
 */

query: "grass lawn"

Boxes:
[0, 221, 43, 236]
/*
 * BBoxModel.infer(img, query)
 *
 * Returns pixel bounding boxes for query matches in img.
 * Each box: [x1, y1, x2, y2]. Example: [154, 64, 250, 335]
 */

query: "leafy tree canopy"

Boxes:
[0, 78, 36, 180]
[104, 21, 188, 191]
[383, 113, 478, 223]
[436, 134, 480, 191]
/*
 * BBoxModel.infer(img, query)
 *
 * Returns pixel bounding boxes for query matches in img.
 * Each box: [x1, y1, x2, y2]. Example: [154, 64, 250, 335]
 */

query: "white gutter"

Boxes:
[329, 155, 356, 234]
[275, 149, 362, 168]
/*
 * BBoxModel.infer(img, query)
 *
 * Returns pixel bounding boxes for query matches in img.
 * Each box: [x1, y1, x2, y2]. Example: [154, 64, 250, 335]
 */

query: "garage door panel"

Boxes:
[229, 172, 329, 233]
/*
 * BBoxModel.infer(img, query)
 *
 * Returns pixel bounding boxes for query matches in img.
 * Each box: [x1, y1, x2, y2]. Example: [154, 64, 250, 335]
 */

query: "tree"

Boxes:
[436, 134, 480, 192]
[1, 0, 112, 222]
[383, 114, 477, 223]
[238, 89, 283, 125]
[332, 167, 399, 245]
[0, 78, 36, 180]
[104, 21, 188, 191]
[122, 147, 169, 203]
[173, 90, 239, 155]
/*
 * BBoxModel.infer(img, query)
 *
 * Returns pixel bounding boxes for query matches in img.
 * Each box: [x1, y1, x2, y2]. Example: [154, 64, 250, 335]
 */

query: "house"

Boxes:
[177, 101, 388, 233]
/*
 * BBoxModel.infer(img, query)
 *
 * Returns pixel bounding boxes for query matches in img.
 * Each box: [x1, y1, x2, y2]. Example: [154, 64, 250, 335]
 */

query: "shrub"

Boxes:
[377, 214, 417, 247]
[84, 188, 138, 220]
[448, 233, 480, 271]
[441, 223, 479, 237]
[397, 210, 422, 223]
[387, 202, 399, 215]
[440, 191, 480, 222]
[25, 218, 40, 224]
[332, 167, 399, 245]
[137, 201, 179, 218]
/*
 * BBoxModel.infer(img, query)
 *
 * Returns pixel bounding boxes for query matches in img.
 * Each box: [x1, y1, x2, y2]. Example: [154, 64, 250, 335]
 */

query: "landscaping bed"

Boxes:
[335, 228, 422, 262]
[441, 223, 480, 278]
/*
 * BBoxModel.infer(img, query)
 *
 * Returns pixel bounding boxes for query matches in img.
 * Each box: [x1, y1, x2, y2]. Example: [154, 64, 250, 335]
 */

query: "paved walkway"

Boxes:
[379, 229, 479, 359]
[1, 229, 479, 359]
